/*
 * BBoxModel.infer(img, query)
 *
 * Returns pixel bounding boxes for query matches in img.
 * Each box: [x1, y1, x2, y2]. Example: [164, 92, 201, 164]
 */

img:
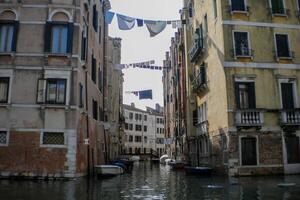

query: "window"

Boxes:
[135, 125, 142, 131]
[135, 136, 142, 142]
[129, 135, 133, 142]
[139, 114, 142, 121]
[46, 79, 66, 104]
[157, 118, 160, 124]
[129, 112, 133, 120]
[271, 0, 285, 14]
[231, 0, 246, 11]
[144, 126, 147, 132]
[159, 118, 163, 124]
[241, 137, 257, 166]
[42, 132, 64, 145]
[92, 99, 98, 120]
[81, 29, 87, 61]
[98, 68, 102, 91]
[91, 56, 97, 83]
[233, 31, 251, 57]
[275, 34, 291, 58]
[45, 22, 73, 54]
[298, 0, 300, 11]
[129, 124, 133, 130]
[203, 14, 208, 34]
[235, 82, 256, 109]
[285, 135, 300, 164]
[0, 21, 18, 52]
[0, 131, 8, 145]
[144, 136, 147, 143]
[198, 102, 207, 123]
[93, 5, 98, 32]
[188, 3, 193, 18]
[157, 128, 159, 133]
[281, 83, 295, 109]
[213, 0, 218, 19]
[144, 115, 147, 121]
[79, 83, 84, 108]
[135, 113, 138, 120]
[125, 123, 128, 130]
[0, 77, 9, 103]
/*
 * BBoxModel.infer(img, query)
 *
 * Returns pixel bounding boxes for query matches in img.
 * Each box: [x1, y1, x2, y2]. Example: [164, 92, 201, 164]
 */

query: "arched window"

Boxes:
[45, 10, 73, 54]
[0, 10, 19, 53]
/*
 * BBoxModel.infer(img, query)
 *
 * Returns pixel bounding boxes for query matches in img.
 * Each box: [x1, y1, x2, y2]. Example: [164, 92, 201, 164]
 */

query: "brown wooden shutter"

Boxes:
[67, 23, 74, 54]
[248, 82, 256, 109]
[44, 22, 52, 52]
[12, 21, 19, 52]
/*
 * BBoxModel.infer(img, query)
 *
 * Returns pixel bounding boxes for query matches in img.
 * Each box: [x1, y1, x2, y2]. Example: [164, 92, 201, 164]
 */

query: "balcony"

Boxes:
[235, 109, 264, 129]
[280, 109, 300, 126]
[192, 68, 207, 93]
[196, 121, 208, 136]
[189, 39, 203, 62]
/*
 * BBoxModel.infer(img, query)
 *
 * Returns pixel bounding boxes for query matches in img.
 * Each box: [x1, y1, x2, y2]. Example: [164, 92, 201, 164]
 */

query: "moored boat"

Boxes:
[184, 166, 212, 176]
[95, 165, 124, 177]
[169, 161, 186, 170]
[159, 155, 169, 164]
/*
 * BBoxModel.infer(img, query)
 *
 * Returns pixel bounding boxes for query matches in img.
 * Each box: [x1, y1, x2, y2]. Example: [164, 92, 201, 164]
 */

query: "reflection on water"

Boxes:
[0, 162, 300, 200]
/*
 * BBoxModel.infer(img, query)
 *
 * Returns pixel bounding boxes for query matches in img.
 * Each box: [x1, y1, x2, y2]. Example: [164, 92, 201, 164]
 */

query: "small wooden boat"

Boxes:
[184, 166, 212, 176]
[151, 158, 160, 164]
[94, 165, 124, 177]
[112, 160, 134, 173]
[169, 161, 186, 170]
[159, 155, 169, 164]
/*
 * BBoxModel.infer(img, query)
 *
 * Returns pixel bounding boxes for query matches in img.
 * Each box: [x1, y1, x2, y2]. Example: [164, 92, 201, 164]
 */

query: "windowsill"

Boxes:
[0, 143, 9, 147]
[272, 13, 288, 18]
[40, 104, 69, 109]
[0, 52, 15, 56]
[235, 55, 253, 60]
[231, 10, 249, 15]
[276, 56, 293, 61]
[45, 53, 71, 58]
[40, 144, 67, 148]
[0, 103, 10, 108]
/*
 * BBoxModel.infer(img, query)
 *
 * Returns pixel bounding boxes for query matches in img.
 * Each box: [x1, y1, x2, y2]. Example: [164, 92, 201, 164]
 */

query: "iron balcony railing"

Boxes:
[280, 109, 300, 125]
[196, 121, 208, 136]
[192, 69, 207, 92]
[235, 109, 264, 127]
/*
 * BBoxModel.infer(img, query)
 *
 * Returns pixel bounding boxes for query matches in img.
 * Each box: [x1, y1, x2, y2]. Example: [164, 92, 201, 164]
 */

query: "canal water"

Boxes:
[0, 162, 300, 200]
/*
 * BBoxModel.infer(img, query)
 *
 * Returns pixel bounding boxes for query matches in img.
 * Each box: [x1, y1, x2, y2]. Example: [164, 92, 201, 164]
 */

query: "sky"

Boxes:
[108, 0, 183, 110]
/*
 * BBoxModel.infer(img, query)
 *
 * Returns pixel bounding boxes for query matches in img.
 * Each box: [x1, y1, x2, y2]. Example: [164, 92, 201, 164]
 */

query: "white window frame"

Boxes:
[274, 33, 292, 60]
[229, 0, 248, 14]
[44, 70, 71, 106]
[0, 69, 13, 104]
[0, 128, 9, 146]
[268, 0, 287, 16]
[239, 135, 259, 166]
[278, 78, 298, 109]
[232, 30, 252, 59]
[40, 130, 67, 148]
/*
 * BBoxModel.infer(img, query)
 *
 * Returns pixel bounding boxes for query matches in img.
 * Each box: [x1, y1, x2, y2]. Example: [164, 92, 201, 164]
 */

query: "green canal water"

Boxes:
[0, 162, 300, 200]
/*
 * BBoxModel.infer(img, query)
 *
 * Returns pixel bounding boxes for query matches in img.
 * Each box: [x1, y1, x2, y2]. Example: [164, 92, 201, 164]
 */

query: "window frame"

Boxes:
[239, 136, 259, 166]
[274, 33, 292, 59]
[230, 0, 248, 13]
[235, 80, 256, 109]
[232, 30, 252, 58]
[278, 79, 298, 109]
[40, 130, 66, 148]
[0, 77, 10, 103]
[0, 130, 9, 146]
[45, 78, 67, 105]
[0, 20, 19, 53]
[269, 0, 287, 15]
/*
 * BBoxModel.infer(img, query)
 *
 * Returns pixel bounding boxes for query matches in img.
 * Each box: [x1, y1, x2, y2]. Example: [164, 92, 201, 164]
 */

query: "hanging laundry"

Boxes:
[139, 90, 153, 100]
[136, 19, 144, 27]
[145, 21, 167, 37]
[117, 14, 136, 30]
[172, 21, 177, 29]
[105, 11, 115, 24]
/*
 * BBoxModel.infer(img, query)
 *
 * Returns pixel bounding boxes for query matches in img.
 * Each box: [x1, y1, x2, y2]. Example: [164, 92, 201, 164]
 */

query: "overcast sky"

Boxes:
[108, 0, 182, 110]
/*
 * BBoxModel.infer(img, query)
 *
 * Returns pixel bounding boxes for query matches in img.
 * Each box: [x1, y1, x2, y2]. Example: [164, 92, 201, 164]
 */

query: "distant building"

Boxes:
[123, 103, 165, 156]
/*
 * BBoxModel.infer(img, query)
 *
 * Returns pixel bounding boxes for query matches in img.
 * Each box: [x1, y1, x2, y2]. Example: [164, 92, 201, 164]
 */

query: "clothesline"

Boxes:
[105, 10, 185, 37]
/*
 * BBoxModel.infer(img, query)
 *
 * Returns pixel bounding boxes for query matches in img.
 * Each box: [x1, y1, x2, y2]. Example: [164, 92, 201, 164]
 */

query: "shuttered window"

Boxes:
[79, 83, 84, 108]
[275, 34, 290, 58]
[44, 22, 73, 54]
[46, 79, 67, 104]
[235, 82, 256, 109]
[81, 30, 87, 61]
[92, 99, 98, 120]
[193, 109, 198, 126]
[93, 5, 98, 32]
[0, 21, 18, 52]
[241, 137, 257, 166]
[91, 56, 97, 83]
[232, 0, 246, 11]
[271, 0, 285, 14]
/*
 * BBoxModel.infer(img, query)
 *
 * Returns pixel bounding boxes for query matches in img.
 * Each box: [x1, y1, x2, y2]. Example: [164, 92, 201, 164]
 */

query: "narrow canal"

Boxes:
[0, 162, 300, 200]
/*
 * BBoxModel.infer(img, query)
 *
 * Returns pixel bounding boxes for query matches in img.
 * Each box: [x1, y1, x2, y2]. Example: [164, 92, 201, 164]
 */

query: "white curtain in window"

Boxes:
[51, 26, 68, 54]
[0, 81, 8, 102]
[0, 25, 14, 52]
